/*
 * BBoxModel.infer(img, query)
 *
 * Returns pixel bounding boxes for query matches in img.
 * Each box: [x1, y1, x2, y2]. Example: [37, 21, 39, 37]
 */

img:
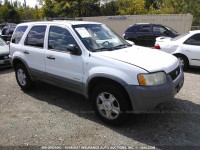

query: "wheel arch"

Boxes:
[173, 53, 190, 65]
[12, 57, 33, 80]
[86, 75, 133, 110]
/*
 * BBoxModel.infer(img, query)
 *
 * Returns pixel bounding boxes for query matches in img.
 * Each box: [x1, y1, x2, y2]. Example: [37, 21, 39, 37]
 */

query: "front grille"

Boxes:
[169, 66, 180, 81]
[0, 54, 9, 60]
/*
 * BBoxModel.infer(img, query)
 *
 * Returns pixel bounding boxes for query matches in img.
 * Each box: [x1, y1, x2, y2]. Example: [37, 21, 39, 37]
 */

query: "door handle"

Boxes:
[47, 55, 55, 60]
[23, 50, 29, 54]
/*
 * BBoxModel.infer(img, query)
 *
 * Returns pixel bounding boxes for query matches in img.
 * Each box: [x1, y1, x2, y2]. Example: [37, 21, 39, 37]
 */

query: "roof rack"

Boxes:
[49, 17, 82, 21]
[22, 17, 82, 23]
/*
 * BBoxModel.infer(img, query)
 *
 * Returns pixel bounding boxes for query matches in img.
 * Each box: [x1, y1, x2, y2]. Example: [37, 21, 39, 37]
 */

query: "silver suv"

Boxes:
[10, 21, 184, 125]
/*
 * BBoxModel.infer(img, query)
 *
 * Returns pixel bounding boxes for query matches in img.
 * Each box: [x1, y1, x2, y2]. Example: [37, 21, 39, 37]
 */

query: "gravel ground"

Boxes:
[0, 67, 200, 150]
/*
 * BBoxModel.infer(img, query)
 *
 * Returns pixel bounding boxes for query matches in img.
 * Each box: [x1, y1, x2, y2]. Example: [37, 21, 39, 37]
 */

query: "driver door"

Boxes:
[44, 25, 84, 93]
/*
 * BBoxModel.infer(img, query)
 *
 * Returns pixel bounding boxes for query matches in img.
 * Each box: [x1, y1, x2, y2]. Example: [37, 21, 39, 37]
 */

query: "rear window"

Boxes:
[25, 26, 46, 48]
[125, 25, 138, 32]
[2, 28, 8, 35]
[11, 26, 28, 44]
[171, 33, 189, 41]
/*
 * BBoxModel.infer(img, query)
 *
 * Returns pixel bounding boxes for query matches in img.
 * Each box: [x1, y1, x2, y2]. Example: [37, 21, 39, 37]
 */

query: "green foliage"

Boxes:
[101, 1, 119, 16]
[117, 0, 147, 15]
[0, 0, 199, 25]
[0, 0, 20, 22]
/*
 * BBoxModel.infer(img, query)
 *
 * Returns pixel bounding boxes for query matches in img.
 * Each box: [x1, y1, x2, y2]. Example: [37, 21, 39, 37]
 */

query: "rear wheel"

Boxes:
[91, 84, 132, 126]
[15, 64, 34, 91]
[176, 55, 189, 71]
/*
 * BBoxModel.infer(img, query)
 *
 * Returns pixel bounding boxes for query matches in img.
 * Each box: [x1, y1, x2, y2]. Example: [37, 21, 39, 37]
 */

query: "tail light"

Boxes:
[154, 44, 161, 49]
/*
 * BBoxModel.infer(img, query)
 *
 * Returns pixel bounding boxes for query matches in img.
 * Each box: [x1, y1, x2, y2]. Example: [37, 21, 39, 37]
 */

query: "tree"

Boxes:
[0, 0, 20, 22]
[101, 1, 119, 16]
[117, 0, 147, 15]
[42, 0, 56, 18]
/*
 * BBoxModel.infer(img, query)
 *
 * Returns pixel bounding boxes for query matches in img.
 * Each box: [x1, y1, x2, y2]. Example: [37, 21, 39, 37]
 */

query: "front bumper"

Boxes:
[0, 55, 12, 68]
[125, 67, 184, 113]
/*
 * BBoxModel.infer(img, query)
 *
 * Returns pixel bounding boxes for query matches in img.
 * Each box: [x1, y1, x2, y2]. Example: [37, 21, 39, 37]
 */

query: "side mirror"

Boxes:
[67, 44, 81, 55]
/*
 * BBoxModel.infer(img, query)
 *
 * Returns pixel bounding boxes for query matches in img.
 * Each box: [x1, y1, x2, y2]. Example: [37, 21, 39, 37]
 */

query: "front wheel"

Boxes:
[91, 84, 132, 126]
[15, 64, 34, 91]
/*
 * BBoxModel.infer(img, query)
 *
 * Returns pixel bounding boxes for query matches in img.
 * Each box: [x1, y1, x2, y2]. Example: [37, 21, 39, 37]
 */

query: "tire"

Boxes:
[91, 83, 132, 126]
[176, 55, 189, 71]
[15, 64, 34, 91]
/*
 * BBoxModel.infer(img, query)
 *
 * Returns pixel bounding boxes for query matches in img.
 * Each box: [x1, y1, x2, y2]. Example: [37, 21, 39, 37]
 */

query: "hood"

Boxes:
[96, 46, 179, 73]
[0, 45, 9, 55]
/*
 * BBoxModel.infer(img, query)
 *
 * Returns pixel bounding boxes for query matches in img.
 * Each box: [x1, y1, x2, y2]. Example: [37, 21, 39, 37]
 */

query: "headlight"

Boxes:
[138, 72, 167, 86]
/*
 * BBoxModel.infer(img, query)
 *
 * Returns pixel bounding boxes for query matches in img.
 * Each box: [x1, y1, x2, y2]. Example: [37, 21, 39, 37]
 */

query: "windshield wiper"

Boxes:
[113, 44, 131, 49]
[93, 47, 113, 52]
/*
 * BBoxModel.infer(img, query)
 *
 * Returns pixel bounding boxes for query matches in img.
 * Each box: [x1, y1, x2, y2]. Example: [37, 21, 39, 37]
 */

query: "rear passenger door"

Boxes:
[136, 25, 153, 46]
[22, 25, 46, 79]
[44, 25, 84, 93]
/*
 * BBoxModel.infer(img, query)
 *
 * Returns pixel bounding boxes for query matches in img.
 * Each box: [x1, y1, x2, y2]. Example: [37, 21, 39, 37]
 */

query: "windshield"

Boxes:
[72, 24, 131, 52]
[0, 38, 6, 46]
[165, 26, 178, 34]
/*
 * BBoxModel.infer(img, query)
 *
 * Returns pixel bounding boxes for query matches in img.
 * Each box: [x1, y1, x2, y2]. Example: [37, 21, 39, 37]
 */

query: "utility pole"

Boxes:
[24, 0, 28, 21]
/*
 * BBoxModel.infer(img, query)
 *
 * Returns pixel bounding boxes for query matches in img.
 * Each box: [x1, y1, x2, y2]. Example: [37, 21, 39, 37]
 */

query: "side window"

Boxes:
[184, 34, 200, 46]
[25, 26, 46, 48]
[11, 26, 28, 44]
[153, 26, 167, 34]
[153, 26, 170, 36]
[137, 26, 151, 33]
[3, 29, 9, 35]
[48, 26, 78, 52]
[9, 27, 15, 34]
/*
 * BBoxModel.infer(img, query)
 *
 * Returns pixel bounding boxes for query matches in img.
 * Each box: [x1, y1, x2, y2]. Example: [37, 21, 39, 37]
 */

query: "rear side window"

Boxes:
[125, 25, 138, 32]
[138, 26, 151, 33]
[12, 26, 28, 44]
[25, 26, 46, 48]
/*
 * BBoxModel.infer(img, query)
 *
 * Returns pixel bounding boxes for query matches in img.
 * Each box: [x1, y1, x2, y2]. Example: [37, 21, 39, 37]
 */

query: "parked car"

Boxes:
[1, 25, 16, 42]
[0, 38, 11, 68]
[123, 23, 179, 47]
[10, 21, 184, 125]
[154, 30, 200, 70]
